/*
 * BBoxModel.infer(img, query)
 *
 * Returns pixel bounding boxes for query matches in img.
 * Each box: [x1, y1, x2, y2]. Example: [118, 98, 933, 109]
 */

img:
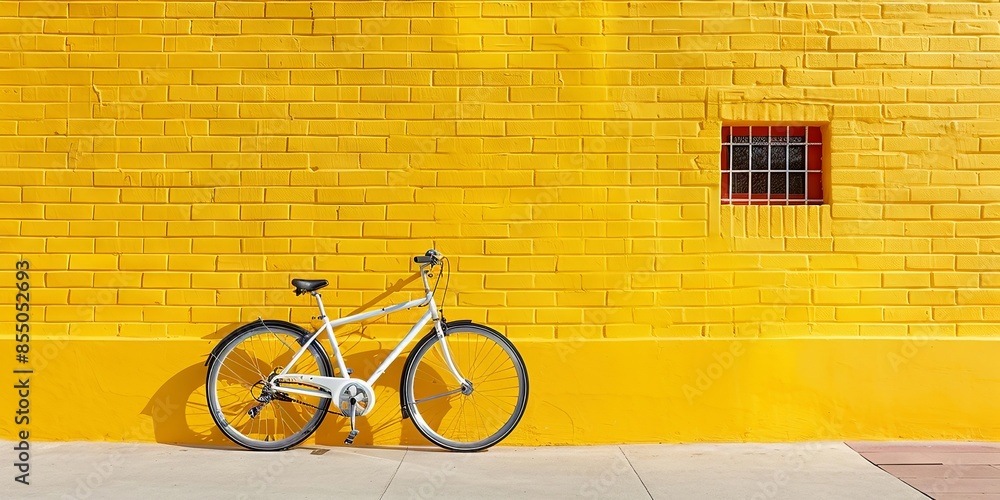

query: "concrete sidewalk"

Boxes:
[7, 441, 924, 499]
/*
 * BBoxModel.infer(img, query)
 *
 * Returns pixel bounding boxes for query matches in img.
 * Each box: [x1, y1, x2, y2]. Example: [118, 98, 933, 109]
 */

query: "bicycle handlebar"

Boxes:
[413, 249, 443, 265]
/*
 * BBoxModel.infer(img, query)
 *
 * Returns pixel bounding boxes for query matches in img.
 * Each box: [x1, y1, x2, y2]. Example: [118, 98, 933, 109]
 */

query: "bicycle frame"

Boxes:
[269, 265, 467, 402]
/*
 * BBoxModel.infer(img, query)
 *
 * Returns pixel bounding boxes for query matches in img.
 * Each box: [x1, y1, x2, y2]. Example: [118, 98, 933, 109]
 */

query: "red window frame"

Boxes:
[721, 125, 823, 205]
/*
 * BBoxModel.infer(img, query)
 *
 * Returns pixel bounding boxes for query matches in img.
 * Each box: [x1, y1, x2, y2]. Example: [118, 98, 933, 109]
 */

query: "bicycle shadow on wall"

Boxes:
[143, 275, 455, 449]
[140, 322, 243, 448]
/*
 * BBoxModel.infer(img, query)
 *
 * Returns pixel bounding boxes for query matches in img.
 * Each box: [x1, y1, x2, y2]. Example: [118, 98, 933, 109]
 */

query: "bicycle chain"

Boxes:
[269, 383, 344, 417]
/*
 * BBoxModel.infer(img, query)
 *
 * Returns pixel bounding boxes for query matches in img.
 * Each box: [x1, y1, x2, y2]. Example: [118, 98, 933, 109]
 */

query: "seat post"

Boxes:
[311, 291, 351, 378]
[312, 291, 329, 319]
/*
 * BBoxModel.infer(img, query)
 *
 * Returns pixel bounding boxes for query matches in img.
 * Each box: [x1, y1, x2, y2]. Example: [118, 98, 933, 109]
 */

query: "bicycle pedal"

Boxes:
[248, 404, 263, 419]
[344, 430, 359, 445]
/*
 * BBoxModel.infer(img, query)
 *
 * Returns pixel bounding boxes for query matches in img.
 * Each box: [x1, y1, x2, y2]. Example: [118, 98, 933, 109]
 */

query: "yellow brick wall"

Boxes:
[5, 1, 1000, 445]
[4, 1, 1000, 340]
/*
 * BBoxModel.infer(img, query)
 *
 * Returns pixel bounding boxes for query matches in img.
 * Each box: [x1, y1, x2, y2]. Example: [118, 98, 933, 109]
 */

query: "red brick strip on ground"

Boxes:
[848, 441, 1000, 499]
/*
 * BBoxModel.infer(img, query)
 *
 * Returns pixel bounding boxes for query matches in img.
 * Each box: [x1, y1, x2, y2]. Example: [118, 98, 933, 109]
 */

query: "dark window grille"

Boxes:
[721, 125, 824, 205]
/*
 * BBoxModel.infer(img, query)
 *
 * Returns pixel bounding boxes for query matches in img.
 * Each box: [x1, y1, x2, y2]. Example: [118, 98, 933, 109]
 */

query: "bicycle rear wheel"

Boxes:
[206, 321, 333, 451]
[401, 322, 528, 451]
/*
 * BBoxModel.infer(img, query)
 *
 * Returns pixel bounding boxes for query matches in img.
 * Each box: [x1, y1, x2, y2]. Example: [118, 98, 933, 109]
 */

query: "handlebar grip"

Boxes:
[414, 255, 434, 264]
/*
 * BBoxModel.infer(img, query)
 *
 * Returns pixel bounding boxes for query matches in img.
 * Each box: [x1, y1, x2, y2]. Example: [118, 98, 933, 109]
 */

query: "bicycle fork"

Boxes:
[434, 320, 473, 395]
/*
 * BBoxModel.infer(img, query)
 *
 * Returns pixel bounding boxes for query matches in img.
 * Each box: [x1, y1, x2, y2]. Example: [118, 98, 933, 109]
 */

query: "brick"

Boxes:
[831, 36, 878, 50]
[932, 205, 981, 220]
[69, 255, 118, 270]
[120, 255, 168, 271]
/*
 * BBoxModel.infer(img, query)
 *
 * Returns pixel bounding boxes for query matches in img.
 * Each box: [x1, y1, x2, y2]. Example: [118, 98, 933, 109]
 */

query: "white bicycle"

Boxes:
[205, 250, 529, 452]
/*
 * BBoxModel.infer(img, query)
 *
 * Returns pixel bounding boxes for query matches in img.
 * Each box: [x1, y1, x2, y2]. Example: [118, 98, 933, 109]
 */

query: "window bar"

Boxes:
[748, 127, 753, 206]
[785, 127, 790, 205]
[802, 126, 808, 205]
[728, 128, 733, 205]
[805, 126, 814, 231]
[766, 129, 771, 207]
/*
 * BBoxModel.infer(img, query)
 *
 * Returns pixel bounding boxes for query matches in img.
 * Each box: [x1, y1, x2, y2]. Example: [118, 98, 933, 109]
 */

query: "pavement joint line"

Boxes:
[846, 441, 933, 499]
[325, 446, 407, 464]
[620, 445, 654, 500]
[896, 476, 934, 500]
[887, 474, 932, 500]
[378, 447, 407, 500]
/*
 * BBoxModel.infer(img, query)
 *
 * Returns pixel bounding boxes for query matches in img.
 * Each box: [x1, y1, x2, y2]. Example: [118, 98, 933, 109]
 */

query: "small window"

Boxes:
[721, 125, 823, 205]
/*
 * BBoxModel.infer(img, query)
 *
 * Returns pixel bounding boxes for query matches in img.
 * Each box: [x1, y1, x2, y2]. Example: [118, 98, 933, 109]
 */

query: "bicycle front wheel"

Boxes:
[401, 322, 528, 451]
[206, 321, 333, 451]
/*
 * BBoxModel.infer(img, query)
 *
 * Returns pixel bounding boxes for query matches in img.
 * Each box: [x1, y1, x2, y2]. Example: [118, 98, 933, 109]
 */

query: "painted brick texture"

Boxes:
[2, 1, 1000, 340]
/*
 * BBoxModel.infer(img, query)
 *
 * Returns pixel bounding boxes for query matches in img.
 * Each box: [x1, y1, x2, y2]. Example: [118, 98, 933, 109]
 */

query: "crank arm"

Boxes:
[344, 400, 359, 445]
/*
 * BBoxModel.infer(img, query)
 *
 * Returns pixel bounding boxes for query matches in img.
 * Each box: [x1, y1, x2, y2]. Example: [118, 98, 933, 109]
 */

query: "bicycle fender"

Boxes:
[204, 319, 309, 367]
